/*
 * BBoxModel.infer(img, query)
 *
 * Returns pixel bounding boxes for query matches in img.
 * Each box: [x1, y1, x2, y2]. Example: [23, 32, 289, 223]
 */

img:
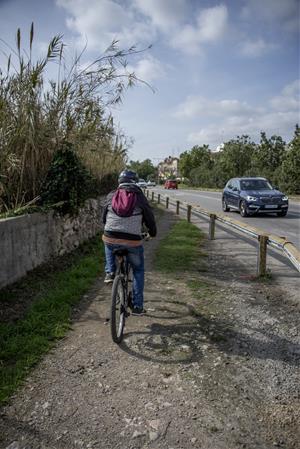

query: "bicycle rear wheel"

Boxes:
[127, 266, 134, 310]
[110, 275, 126, 343]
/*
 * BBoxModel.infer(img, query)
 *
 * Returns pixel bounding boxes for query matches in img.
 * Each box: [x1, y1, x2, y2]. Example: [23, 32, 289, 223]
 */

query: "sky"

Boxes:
[0, 0, 299, 162]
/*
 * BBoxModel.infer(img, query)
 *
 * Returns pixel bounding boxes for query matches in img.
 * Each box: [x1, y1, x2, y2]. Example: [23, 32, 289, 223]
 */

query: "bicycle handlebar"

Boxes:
[142, 232, 151, 241]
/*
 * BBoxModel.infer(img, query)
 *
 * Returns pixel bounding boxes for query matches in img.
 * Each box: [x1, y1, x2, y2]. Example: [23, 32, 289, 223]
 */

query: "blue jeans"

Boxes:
[104, 243, 145, 309]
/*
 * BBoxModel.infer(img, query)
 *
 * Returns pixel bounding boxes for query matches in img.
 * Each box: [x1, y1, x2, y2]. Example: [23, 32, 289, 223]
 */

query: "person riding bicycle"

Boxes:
[102, 169, 157, 316]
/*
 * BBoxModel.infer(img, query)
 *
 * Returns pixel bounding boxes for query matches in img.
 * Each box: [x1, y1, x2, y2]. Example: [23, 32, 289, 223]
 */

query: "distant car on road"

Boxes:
[164, 179, 178, 189]
[222, 177, 289, 217]
[137, 178, 148, 188]
[147, 180, 156, 187]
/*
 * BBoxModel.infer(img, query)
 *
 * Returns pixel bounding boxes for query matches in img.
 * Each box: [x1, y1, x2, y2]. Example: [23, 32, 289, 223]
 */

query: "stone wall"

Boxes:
[0, 197, 104, 289]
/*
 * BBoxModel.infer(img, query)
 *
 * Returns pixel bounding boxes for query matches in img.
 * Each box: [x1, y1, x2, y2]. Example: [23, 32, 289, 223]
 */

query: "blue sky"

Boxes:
[0, 0, 299, 162]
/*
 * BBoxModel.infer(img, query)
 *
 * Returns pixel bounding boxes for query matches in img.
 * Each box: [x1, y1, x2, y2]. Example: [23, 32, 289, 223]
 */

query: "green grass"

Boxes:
[0, 236, 104, 404]
[154, 220, 205, 273]
[154, 219, 224, 328]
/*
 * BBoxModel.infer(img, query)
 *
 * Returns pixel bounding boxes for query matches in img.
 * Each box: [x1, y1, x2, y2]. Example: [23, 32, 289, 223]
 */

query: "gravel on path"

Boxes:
[1, 209, 299, 449]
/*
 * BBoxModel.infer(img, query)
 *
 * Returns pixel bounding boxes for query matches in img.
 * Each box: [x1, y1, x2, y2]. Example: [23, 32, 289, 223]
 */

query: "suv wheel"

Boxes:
[240, 200, 248, 217]
[277, 210, 287, 217]
[222, 197, 230, 212]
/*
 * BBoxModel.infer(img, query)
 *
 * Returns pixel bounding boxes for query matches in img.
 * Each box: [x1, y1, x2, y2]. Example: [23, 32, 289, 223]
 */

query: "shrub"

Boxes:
[39, 143, 92, 214]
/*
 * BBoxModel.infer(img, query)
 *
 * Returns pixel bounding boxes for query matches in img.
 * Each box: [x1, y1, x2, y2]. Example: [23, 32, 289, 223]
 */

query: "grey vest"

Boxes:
[104, 205, 143, 236]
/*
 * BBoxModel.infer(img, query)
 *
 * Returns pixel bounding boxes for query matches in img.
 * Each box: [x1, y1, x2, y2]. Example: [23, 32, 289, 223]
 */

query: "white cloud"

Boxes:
[239, 38, 276, 58]
[133, 0, 187, 31]
[57, 0, 155, 51]
[174, 96, 259, 119]
[270, 80, 300, 111]
[187, 109, 297, 147]
[128, 56, 166, 83]
[170, 24, 203, 55]
[57, 1, 229, 57]
[175, 80, 299, 147]
[196, 4, 228, 42]
[281, 80, 300, 98]
[171, 4, 228, 54]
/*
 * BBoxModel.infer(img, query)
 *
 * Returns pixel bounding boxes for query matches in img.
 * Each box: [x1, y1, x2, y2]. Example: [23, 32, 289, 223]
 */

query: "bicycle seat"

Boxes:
[113, 248, 129, 257]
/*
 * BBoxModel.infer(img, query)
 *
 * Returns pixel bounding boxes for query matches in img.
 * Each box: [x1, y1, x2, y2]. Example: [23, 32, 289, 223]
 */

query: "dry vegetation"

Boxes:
[0, 24, 149, 213]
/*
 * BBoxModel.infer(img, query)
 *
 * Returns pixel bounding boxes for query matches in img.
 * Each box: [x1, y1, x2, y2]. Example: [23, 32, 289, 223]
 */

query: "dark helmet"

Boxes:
[118, 169, 138, 184]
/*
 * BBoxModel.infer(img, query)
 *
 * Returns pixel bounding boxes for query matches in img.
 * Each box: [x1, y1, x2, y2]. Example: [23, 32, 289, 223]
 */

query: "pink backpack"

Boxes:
[112, 189, 137, 217]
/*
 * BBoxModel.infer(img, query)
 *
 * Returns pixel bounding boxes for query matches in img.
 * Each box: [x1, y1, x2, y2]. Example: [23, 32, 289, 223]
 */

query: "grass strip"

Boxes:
[0, 235, 104, 404]
[154, 217, 229, 344]
[154, 219, 205, 273]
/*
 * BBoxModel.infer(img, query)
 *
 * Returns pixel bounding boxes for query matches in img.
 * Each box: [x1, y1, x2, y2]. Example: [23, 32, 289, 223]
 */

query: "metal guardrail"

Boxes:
[146, 189, 300, 274]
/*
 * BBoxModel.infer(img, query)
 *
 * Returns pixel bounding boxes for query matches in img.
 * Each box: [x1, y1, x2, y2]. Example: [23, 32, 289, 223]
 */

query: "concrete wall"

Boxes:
[0, 197, 104, 289]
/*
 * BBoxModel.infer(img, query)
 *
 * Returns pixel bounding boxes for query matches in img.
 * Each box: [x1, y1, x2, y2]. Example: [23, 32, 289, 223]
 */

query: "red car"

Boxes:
[164, 179, 178, 189]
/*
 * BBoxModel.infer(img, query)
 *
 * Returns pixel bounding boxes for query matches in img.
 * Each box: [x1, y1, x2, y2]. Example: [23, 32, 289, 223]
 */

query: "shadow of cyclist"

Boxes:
[119, 299, 300, 367]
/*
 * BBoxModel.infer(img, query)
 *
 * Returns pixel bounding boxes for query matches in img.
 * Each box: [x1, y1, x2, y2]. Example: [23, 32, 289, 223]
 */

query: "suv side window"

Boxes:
[233, 180, 240, 191]
[227, 180, 233, 190]
[232, 180, 239, 191]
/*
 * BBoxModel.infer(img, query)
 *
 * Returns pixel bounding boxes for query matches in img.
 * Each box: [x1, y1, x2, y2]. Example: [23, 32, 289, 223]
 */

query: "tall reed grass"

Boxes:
[0, 24, 149, 213]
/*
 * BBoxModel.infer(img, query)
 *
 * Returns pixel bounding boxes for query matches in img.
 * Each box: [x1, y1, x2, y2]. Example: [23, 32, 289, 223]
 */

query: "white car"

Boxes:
[147, 180, 156, 187]
[137, 179, 148, 188]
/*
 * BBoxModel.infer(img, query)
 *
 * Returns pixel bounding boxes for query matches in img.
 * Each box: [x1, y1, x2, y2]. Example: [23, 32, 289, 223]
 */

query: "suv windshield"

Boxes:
[240, 179, 272, 191]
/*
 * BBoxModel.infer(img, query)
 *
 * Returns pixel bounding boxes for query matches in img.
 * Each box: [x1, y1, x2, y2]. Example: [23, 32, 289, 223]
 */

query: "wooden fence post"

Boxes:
[176, 200, 180, 215]
[257, 235, 268, 276]
[151, 191, 154, 201]
[187, 205, 192, 222]
[209, 214, 216, 240]
[146, 189, 149, 198]
[166, 197, 169, 209]
[158, 193, 160, 204]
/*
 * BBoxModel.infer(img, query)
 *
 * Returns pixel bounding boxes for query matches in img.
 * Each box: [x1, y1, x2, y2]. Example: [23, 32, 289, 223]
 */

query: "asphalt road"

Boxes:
[153, 187, 300, 249]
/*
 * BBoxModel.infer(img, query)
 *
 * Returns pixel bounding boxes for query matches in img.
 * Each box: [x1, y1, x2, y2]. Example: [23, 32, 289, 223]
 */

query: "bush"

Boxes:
[39, 143, 92, 214]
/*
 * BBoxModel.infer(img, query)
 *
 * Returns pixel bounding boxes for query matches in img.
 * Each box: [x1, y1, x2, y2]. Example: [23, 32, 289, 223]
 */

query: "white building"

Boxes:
[158, 156, 179, 180]
[211, 143, 224, 153]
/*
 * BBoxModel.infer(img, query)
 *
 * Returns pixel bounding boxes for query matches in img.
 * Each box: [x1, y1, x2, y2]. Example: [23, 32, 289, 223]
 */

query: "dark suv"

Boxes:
[222, 177, 289, 217]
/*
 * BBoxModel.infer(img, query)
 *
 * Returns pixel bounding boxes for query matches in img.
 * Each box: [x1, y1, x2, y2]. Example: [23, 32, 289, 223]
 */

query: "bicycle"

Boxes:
[110, 233, 150, 344]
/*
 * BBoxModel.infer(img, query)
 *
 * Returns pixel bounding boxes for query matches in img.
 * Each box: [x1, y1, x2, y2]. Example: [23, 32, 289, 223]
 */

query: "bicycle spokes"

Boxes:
[110, 276, 126, 343]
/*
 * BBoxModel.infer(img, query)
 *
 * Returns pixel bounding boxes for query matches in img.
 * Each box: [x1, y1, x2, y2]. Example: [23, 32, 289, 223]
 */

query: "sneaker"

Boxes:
[104, 273, 115, 284]
[131, 307, 146, 316]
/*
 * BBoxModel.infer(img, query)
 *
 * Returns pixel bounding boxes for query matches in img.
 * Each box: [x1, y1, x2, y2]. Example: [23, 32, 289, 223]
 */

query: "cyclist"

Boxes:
[102, 170, 157, 316]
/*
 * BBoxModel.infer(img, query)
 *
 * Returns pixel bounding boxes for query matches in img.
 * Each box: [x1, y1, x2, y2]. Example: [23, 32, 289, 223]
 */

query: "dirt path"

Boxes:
[1, 210, 299, 449]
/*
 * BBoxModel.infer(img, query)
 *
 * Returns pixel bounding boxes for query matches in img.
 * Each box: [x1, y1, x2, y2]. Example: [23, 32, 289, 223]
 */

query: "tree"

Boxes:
[127, 159, 157, 180]
[178, 151, 193, 179]
[278, 125, 300, 194]
[251, 132, 286, 183]
[179, 145, 211, 179]
[218, 135, 256, 182]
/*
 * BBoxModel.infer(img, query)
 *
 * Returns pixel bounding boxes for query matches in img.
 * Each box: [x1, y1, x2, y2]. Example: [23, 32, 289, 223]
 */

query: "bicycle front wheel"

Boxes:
[110, 275, 126, 343]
